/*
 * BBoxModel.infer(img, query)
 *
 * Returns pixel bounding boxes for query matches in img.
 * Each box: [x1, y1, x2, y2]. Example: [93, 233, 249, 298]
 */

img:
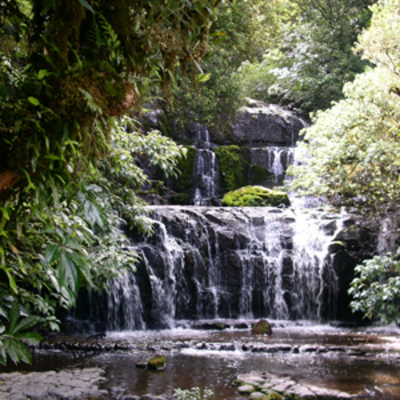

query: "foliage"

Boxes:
[349, 253, 400, 324]
[0, 0, 218, 365]
[222, 186, 290, 207]
[289, 0, 400, 323]
[236, 0, 374, 112]
[173, 387, 214, 400]
[170, 146, 196, 205]
[289, 0, 400, 214]
[164, 0, 282, 137]
[0, 302, 42, 366]
[214, 146, 248, 192]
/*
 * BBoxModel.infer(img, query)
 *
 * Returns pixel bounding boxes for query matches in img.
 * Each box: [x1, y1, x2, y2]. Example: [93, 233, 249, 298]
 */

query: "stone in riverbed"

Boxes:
[148, 355, 166, 371]
[252, 319, 272, 335]
[238, 384, 256, 394]
[249, 391, 270, 399]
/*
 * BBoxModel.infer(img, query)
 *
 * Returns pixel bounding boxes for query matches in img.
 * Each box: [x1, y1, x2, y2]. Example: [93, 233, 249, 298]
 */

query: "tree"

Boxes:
[0, 0, 220, 365]
[236, 0, 374, 111]
[289, 0, 400, 323]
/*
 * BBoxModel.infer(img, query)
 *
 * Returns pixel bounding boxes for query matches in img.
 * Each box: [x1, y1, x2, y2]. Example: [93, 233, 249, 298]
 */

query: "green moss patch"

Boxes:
[222, 186, 290, 207]
[214, 145, 249, 192]
[249, 164, 273, 186]
[148, 355, 166, 370]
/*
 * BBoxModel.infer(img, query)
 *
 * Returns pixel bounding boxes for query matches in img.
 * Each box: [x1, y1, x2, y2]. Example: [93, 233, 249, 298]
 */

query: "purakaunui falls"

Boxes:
[6, 100, 400, 400]
[80, 99, 371, 331]
[108, 206, 347, 330]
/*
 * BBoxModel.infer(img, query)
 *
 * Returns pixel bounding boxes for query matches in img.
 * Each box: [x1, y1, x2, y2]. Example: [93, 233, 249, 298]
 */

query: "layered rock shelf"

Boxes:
[236, 371, 353, 399]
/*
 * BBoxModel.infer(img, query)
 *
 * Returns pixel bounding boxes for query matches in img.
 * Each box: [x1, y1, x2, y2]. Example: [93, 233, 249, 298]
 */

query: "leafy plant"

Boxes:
[0, 302, 42, 366]
[349, 253, 400, 324]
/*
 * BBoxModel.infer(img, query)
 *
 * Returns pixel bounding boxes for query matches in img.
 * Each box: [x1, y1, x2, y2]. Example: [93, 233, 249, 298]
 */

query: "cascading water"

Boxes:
[106, 206, 345, 330]
[193, 124, 218, 205]
[249, 147, 295, 187]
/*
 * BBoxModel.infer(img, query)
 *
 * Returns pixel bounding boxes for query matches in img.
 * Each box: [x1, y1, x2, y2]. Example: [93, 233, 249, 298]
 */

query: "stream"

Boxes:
[5, 320, 400, 399]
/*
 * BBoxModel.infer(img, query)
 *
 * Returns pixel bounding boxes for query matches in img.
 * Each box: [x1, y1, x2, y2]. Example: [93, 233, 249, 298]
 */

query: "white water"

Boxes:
[106, 206, 345, 329]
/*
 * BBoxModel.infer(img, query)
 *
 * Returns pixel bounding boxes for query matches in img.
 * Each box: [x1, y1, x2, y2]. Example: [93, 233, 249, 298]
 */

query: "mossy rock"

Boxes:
[250, 392, 270, 400]
[266, 393, 283, 400]
[214, 145, 249, 192]
[252, 319, 272, 335]
[238, 385, 256, 394]
[249, 164, 273, 186]
[222, 186, 290, 207]
[148, 355, 166, 370]
[170, 146, 196, 200]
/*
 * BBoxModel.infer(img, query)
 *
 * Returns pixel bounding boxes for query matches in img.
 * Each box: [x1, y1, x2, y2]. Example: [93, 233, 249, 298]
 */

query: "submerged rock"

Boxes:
[148, 355, 166, 370]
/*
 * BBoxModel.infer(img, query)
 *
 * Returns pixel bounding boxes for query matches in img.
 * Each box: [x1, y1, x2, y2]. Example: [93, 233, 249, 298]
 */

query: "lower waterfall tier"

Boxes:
[70, 206, 376, 332]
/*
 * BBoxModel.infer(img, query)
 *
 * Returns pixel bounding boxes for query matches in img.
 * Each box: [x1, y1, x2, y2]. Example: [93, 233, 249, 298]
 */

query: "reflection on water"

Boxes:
[4, 322, 400, 399]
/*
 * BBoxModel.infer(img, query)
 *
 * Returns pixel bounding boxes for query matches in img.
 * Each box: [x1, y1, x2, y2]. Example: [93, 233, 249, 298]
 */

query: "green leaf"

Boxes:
[45, 245, 62, 266]
[28, 97, 40, 106]
[8, 303, 20, 334]
[69, 253, 92, 287]
[59, 253, 80, 293]
[14, 332, 42, 346]
[78, 0, 94, 13]
[38, 69, 49, 80]
[13, 316, 41, 335]
[0, 85, 7, 99]
[0, 341, 7, 366]
[6, 339, 32, 365]
[1, 266, 18, 294]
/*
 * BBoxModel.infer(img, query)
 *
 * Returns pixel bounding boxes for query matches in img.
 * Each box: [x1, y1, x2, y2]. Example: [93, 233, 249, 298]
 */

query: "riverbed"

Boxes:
[2, 320, 400, 399]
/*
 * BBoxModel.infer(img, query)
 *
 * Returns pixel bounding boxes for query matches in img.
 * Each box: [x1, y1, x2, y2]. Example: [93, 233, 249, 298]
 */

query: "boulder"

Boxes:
[222, 186, 290, 207]
[232, 99, 307, 146]
[148, 355, 166, 371]
[252, 320, 272, 335]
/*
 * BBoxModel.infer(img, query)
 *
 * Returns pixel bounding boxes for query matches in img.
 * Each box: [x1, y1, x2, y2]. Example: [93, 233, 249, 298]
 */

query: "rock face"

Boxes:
[139, 99, 307, 206]
[74, 206, 377, 331]
[0, 368, 107, 400]
[232, 100, 308, 146]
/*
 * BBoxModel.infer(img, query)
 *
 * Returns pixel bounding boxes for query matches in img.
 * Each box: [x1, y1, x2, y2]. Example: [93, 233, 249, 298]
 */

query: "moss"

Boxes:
[252, 319, 272, 335]
[148, 355, 166, 370]
[222, 186, 290, 207]
[170, 146, 196, 200]
[265, 393, 283, 400]
[214, 145, 249, 192]
[250, 164, 273, 186]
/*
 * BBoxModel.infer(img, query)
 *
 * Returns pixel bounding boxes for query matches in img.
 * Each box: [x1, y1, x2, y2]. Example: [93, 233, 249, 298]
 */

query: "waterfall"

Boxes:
[105, 206, 345, 330]
[193, 125, 218, 205]
[249, 147, 295, 187]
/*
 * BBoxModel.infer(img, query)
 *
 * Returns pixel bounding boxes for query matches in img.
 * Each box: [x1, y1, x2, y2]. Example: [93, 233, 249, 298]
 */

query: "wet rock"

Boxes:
[0, 368, 107, 400]
[249, 392, 269, 399]
[238, 385, 256, 394]
[148, 355, 166, 371]
[235, 371, 354, 400]
[232, 100, 306, 146]
[252, 320, 272, 335]
[136, 359, 148, 368]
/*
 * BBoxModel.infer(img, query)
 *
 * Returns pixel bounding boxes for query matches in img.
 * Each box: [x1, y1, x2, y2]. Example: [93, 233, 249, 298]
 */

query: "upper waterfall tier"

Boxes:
[139, 100, 308, 206]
